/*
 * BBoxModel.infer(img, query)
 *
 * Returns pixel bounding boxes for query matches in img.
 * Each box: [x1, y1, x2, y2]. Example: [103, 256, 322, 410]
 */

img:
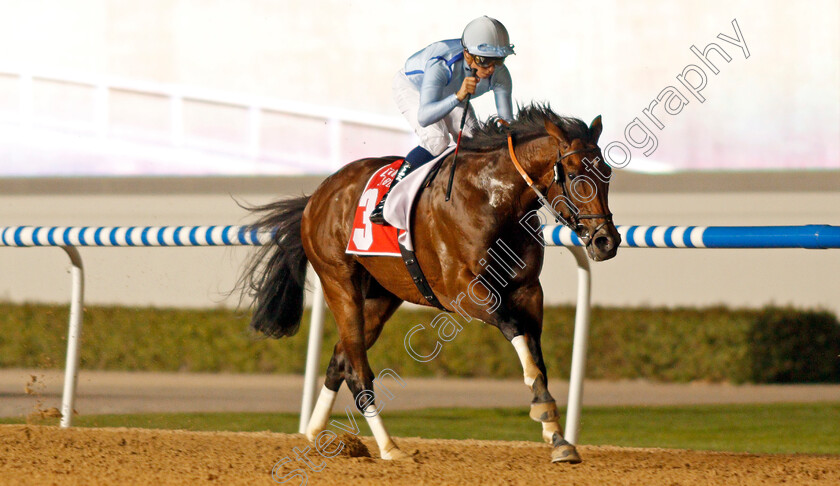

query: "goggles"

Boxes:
[472, 54, 505, 68]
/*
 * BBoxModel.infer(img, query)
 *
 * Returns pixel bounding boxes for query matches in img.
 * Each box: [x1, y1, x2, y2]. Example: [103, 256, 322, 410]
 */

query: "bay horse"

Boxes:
[241, 104, 620, 464]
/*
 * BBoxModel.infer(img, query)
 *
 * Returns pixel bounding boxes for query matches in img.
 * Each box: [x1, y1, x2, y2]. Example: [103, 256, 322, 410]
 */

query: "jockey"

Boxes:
[369, 15, 515, 224]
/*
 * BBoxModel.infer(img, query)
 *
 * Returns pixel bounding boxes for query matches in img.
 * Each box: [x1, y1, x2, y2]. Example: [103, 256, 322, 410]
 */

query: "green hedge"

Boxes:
[747, 308, 840, 383]
[1, 302, 837, 383]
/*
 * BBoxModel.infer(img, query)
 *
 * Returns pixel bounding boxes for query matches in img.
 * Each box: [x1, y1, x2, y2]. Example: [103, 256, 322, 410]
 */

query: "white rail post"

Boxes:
[563, 245, 592, 445]
[298, 275, 327, 433]
[59, 246, 85, 428]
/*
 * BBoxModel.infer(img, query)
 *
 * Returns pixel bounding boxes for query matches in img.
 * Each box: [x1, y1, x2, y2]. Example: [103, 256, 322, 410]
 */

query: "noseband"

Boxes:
[507, 136, 613, 247]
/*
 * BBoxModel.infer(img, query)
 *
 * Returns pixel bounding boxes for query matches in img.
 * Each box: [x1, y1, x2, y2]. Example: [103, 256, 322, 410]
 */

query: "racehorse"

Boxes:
[240, 103, 620, 464]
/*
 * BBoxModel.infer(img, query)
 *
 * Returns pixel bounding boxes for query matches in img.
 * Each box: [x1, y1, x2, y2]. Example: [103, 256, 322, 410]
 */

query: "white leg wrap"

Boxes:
[363, 404, 405, 460]
[305, 386, 337, 441]
[511, 335, 540, 388]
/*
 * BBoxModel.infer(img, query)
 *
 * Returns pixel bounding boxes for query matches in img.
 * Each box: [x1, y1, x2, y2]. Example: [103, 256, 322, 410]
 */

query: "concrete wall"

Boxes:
[2, 172, 838, 315]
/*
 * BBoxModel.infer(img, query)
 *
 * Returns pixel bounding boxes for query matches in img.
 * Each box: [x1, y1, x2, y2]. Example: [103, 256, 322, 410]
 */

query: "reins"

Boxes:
[506, 135, 559, 214]
[506, 135, 613, 247]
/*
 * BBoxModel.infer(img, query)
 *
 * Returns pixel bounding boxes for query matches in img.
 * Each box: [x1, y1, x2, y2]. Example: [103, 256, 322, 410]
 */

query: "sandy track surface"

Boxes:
[1, 425, 837, 485]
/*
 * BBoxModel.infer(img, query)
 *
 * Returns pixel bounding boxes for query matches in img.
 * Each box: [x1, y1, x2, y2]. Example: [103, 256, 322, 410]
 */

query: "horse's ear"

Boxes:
[544, 119, 569, 147]
[589, 115, 603, 144]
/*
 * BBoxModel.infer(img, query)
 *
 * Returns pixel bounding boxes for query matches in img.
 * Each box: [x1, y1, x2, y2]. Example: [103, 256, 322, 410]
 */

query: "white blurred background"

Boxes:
[0, 0, 837, 175]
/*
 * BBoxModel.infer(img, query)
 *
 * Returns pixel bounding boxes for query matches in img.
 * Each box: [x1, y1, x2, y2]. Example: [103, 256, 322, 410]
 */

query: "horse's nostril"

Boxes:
[594, 236, 612, 252]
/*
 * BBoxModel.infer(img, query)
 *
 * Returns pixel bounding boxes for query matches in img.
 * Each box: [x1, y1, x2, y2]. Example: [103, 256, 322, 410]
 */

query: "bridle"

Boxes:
[552, 147, 614, 241]
[507, 135, 613, 247]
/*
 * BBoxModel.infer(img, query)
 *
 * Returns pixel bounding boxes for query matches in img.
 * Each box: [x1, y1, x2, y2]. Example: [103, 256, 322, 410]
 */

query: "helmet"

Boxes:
[461, 16, 515, 58]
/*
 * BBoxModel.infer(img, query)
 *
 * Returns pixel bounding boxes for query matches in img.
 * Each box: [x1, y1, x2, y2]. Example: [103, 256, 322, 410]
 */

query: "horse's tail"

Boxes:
[239, 195, 311, 338]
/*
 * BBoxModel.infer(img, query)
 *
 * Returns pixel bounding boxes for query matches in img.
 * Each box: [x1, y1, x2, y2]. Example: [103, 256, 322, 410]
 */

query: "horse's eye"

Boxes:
[568, 173, 577, 180]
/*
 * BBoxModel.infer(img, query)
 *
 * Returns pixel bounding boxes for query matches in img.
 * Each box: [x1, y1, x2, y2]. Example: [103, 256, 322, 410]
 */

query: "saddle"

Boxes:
[346, 152, 452, 311]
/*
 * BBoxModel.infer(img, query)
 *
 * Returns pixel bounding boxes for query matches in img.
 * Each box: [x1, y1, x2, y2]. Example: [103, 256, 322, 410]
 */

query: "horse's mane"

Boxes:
[461, 102, 591, 151]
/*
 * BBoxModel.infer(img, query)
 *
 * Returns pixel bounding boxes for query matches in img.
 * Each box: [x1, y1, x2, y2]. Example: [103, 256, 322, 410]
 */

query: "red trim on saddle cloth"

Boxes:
[345, 159, 405, 256]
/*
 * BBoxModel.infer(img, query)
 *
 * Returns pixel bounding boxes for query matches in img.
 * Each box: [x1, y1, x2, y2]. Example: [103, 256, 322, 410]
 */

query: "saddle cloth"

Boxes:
[346, 159, 405, 256]
[345, 147, 454, 255]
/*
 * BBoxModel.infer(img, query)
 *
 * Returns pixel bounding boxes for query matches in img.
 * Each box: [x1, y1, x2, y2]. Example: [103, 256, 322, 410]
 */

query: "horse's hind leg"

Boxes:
[356, 293, 407, 459]
[304, 294, 402, 442]
[304, 344, 346, 441]
[306, 277, 408, 460]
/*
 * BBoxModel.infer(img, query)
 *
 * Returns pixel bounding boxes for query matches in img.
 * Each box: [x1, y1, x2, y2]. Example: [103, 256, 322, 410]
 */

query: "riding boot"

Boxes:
[369, 146, 435, 225]
[368, 159, 414, 224]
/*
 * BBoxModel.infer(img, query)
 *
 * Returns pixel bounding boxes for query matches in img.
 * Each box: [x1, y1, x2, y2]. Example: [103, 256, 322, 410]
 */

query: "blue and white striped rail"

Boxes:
[3, 224, 839, 249]
[545, 224, 840, 249]
[0, 225, 270, 247]
[0, 223, 270, 429]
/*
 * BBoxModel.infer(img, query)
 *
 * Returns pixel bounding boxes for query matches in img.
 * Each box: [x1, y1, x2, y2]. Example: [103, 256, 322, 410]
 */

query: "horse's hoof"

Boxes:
[550, 435, 582, 464]
[381, 446, 413, 461]
[551, 444, 581, 464]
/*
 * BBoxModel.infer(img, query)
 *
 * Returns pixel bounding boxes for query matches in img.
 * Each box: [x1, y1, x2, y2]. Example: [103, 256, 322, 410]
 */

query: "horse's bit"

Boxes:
[507, 136, 613, 247]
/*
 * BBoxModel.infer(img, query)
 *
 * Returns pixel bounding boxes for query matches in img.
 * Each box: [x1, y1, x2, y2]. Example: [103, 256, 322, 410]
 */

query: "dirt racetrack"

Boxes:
[1, 425, 838, 485]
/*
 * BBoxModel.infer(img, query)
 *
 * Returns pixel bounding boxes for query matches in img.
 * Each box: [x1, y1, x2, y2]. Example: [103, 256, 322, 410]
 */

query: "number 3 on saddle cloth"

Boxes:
[345, 148, 455, 310]
[346, 159, 404, 257]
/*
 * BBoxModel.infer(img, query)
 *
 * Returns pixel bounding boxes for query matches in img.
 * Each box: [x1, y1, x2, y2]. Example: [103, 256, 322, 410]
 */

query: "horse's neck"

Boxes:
[512, 135, 556, 182]
[468, 138, 552, 268]
[473, 135, 554, 212]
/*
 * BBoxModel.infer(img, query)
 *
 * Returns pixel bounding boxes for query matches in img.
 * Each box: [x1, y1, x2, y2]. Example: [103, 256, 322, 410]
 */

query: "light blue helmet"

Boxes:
[461, 16, 515, 58]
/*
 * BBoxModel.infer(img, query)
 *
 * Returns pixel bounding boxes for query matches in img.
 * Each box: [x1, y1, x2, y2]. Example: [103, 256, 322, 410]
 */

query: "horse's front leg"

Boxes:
[449, 266, 579, 463]
[510, 332, 581, 463]
[488, 283, 581, 464]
